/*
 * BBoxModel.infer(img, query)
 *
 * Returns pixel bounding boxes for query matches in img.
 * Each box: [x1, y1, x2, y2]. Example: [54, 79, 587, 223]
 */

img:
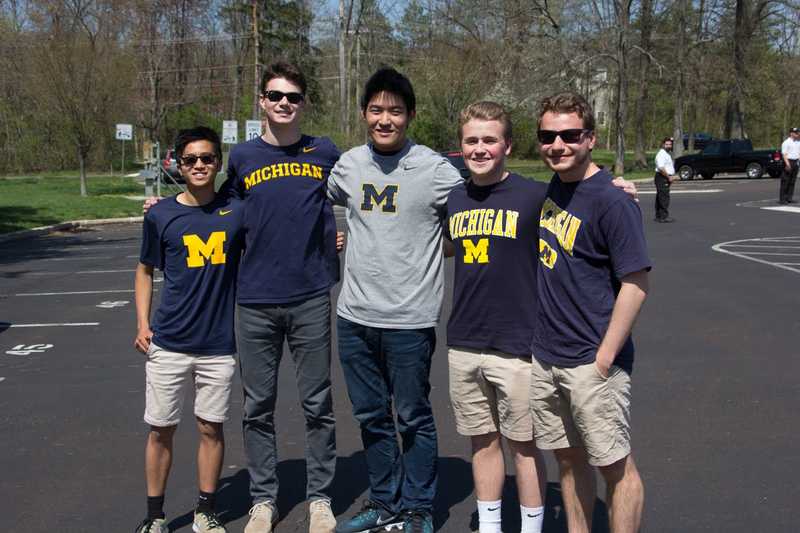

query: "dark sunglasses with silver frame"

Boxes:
[537, 128, 592, 145]
[179, 154, 218, 167]
[262, 90, 304, 104]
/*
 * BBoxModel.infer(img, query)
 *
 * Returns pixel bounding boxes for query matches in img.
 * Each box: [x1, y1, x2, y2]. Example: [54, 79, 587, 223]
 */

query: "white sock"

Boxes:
[519, 505, 544, 533]
[477, 500, 502, 533]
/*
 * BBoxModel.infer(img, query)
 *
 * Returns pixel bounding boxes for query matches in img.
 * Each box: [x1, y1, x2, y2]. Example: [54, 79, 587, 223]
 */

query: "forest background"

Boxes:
[1, 0, 800, 193]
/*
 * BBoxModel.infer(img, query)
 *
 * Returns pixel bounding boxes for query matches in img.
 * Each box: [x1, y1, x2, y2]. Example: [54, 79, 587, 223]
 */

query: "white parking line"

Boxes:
[25, 269, 137, 276]
[14, 289, 136, 296]
[762, 206, 800, 213]
[2, 322, 100, 327]
[638, 189, 723, 194]
[712, 237, 800, 274]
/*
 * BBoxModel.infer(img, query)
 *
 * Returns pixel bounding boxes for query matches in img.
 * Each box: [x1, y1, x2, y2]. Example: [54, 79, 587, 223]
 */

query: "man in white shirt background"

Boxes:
[654, 137, 677, 223]
[779, 127, 800, 205]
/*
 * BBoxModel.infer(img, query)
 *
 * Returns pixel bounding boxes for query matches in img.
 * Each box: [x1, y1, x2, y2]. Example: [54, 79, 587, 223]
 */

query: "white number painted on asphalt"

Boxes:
[96, 300, 130, 309]
[0, 377, 5, 383]
[5, 344, 54, 356]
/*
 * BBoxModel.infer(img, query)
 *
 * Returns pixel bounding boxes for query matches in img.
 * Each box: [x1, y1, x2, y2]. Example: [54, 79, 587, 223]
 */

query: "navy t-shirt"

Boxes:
[140, 195, 244, 355]
[445, 173, 547, 356]
[532, 169, 651, 373]
[220, 134, 340, 304]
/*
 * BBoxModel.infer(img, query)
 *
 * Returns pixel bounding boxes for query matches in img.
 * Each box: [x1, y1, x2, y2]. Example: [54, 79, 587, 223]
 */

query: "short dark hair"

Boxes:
[537, 92, 596, 132]
[174, 126, 222, 161]
[662, 136, 674, 144]
[458, 101, 513, 142]
[361, 67, 415, 113]
[260, 61, 307, 95]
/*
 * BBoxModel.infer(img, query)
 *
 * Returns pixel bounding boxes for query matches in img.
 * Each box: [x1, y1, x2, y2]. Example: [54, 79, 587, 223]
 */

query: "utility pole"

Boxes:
[338, 0, 347, 135]
[253, 0, 260, 120]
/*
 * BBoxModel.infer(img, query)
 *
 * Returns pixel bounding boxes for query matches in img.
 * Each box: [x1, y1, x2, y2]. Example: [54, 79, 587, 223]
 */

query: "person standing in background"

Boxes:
[779, 127, 800, 204]
[654, 137, 677, 222]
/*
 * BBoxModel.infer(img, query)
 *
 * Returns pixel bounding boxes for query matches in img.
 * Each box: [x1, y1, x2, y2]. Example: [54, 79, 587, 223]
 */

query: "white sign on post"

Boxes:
[115, 124, 133, 140]
[246, 120, 262, 141]
[222, 121, 238, 144]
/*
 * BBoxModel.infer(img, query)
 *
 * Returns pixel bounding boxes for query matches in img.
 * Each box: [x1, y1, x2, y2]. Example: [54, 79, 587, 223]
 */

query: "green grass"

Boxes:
[0, 175, 144, 234]
[506, 149, 658, 182]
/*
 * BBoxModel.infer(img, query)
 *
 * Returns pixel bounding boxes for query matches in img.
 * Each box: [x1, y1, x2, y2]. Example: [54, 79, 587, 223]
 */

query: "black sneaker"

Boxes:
[335, 500, 403, 532]
[402, 510, 433, 533]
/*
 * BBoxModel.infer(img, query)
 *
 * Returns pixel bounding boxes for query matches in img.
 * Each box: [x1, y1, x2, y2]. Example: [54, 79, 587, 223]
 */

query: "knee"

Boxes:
[471, 432, 501, 455]
[196, 418, 224, 442]
[554, 447, 587, 472]
[395, 402, 434, 435]
[148, 425, 176, 445]
[599, 455, 642, 491]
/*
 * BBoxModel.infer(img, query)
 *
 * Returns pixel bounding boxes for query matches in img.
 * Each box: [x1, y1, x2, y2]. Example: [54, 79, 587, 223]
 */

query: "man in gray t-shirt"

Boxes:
[328, 68, 462, 533]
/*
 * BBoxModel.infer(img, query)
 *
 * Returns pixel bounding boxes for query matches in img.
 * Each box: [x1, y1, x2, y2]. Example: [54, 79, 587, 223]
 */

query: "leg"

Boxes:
[337, 317, 402, 513]
[654, 173, 669, 220]
[237, 304, 285, 504]
[507, 438, 546, 508]
[146, 425, 177, 497]
[384, 327, 438, 513]
[196, 417, 225, 493]
[285, 294, 336, 501]
[787, 161, 799, 202]
[597, 455, 644, 533]
[779, 168, 790, 202]
[471, 432, 505, 501]
[553, 447, 595, 533]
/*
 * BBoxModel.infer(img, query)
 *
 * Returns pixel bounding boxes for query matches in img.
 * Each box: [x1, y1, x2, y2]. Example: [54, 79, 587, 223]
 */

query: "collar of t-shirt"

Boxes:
[369, 140, 410, 158]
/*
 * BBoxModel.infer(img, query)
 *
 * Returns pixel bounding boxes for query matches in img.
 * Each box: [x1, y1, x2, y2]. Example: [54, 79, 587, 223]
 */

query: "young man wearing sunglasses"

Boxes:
[327, 68, 464, 533]
[221, 62, 341, 533]
[530, 93, 650, 533]
[134, 126, 243, 533]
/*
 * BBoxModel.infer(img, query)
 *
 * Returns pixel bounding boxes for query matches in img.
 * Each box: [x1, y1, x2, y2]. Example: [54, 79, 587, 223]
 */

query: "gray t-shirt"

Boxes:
[328, 141, 463, 328]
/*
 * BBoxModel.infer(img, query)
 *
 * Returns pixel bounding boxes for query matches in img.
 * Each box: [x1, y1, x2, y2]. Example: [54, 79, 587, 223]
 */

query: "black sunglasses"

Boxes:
[180, 154, 217, 167]
[262, 90, 304, 104]
[537, 129, 592, 144]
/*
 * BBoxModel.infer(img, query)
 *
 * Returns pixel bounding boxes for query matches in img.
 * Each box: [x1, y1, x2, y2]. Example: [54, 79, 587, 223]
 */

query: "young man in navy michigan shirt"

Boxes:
[531, 92, 651, 533]
[442, 102, 548, 533]
[134, 127, 243, 533]
[221, 62, 340, 533]
[328, 68, 463, 533]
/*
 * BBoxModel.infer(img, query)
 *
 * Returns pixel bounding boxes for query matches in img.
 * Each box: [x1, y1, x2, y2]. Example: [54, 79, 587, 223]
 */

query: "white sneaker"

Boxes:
[244, 501, 277, 533]
[308, 499, 337, 533]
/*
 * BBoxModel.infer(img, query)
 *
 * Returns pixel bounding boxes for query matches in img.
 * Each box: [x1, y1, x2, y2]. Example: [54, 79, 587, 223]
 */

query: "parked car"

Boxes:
[682, 132, 712, 150]
[161, 148, 183, 183]
[674, 139, 783, 180]
[441, 151, 470, 179]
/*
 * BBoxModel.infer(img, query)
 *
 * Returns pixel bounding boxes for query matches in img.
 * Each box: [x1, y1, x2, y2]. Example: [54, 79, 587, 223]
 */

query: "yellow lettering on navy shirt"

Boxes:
[539, 198, 581, 255]
[448, 208, 520, 240]
[182, 232, 227, 268]
[243, 163, 325, 190]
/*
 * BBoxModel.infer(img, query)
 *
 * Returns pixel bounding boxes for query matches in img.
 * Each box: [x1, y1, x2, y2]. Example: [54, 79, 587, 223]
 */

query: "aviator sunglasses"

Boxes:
[537, 128, 592, 144]
[180, 154, 217, 167]
[262, 90, 305, 104]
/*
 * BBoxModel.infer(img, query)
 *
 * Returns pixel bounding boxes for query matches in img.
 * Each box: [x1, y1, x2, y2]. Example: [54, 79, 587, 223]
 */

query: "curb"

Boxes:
[0, 216, 143, 244]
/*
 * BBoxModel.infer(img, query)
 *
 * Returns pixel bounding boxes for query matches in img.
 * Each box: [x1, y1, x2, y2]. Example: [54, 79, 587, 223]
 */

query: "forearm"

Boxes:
[442, 238, 455, 258]
[596, 271, 649, 367]
[134, 264, 154, 330]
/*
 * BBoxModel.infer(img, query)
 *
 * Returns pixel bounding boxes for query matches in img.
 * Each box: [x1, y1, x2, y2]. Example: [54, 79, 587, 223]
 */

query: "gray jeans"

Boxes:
[236, 293, 336, 503]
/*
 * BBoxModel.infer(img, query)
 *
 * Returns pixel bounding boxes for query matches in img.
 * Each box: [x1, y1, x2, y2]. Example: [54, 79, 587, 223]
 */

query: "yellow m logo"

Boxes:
[539, 239, 557, 269]
[463, 238, 489, 264]
[182, 232, 227, 268]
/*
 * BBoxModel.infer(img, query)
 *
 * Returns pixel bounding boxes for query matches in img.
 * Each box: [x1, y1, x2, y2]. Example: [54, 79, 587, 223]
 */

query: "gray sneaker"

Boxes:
[244, 501, 277, 533]
[193, 510, 226, 532]
[309, 499, 337, 533]
[135, 517, 167, 533]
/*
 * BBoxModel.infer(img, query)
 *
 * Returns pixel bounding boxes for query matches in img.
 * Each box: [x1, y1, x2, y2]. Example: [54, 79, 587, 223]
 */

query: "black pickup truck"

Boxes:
[674, 139, 783, 180]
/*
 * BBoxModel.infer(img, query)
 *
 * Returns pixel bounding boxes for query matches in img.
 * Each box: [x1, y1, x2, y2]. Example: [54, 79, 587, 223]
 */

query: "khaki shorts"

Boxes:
[144, 342, 236, 427]
[449, 347, 534, 441]
[529, 357, 632, 467]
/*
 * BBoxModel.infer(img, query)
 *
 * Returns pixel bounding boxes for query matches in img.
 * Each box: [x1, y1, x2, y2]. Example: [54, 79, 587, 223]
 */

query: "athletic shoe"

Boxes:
[193, 510, 226, 532]
[135, 517, 167, 533]
[402, 510, 433, 533]
[335, 500, 403, 533]
[244, 501, 277, 533]
[309, 499, 337, 533]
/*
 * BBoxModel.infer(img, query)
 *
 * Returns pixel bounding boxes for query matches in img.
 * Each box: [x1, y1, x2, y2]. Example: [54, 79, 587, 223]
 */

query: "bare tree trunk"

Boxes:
[78, 149, 88, 197]
[633, 0, 653, 168]
[338, 0, 347, 135]
[612, 1, 631, 175]
[672, 0, 688, 158]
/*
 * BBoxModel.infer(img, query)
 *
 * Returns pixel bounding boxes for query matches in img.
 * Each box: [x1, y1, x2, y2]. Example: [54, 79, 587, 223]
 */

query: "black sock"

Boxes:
[197, 490, 216, 514]
[147, 495, 165, 520]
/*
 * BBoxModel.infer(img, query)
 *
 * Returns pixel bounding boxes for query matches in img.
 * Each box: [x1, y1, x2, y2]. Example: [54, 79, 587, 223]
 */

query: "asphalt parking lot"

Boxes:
[1, 176, 798, 532]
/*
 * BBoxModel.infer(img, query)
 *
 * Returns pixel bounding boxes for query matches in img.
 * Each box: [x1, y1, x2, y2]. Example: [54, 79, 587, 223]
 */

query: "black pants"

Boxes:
[654, 172, 670, 220]
[779, 160, 799, 203]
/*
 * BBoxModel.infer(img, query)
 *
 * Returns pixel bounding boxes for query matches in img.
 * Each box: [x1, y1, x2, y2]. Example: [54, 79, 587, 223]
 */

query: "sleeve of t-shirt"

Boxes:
[442, 198, 452, 240]
[433, 158, 463, 215]
[216, 157, 245, 200]
[327, 159, 347, 206]
[599, 198, 652, 279]
[139, 212, 164, 270]
[782, 139, 791, 155]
